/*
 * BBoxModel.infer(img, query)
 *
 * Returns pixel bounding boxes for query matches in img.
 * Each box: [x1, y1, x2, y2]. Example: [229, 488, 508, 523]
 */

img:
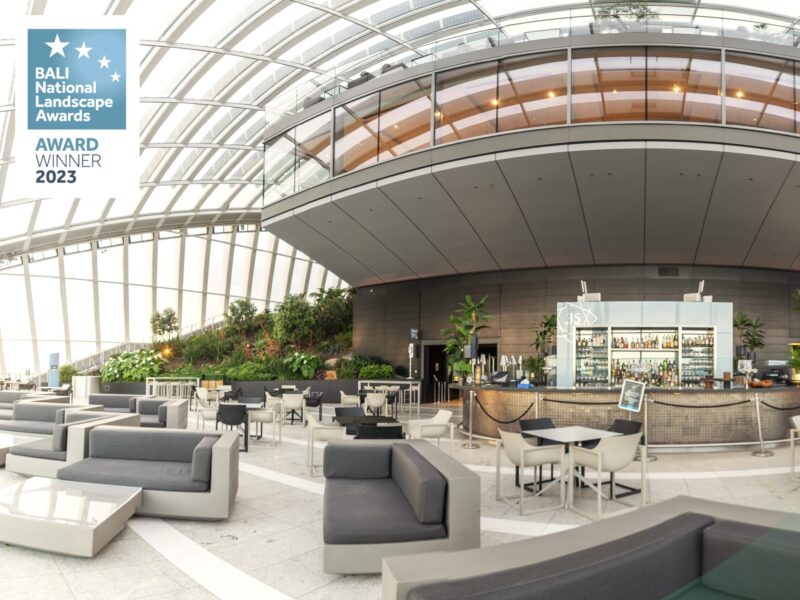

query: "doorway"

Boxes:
[422, 344, 447, 404]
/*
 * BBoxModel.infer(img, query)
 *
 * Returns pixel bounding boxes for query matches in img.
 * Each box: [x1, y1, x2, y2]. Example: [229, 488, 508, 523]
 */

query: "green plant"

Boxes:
[101, 350, 164, 383]
[788, 346, 800, 371]
[527, 313, 557, 381]
[733, 310, 752, 346]
[224, 299, 259, 335]
[744, 317, 765, 355]
[442, 295, 493, 380]
[596, 1, 652, 23]
[336, 354, 373, 379]
[272, 294, 316, 348]
[283, 352, 321, 379]
[180, 330, 234, 364]
[450, 360, 472, 379]
[225, 361, 275, 381]
[358, 363, 395, 380]
[59, 364, 78, 385]
[167, 364, 202, 378]
[150, 307, 179, 341]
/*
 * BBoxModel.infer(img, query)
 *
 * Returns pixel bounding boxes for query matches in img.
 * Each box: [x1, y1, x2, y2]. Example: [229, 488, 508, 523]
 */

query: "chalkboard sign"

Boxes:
[619, 379, 646, 413]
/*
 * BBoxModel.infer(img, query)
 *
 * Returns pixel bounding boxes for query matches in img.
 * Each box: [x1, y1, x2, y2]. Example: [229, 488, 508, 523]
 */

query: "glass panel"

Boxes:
[207, 241, 231, 296]
[251, 250, 271, 303]
[97, 282, 125, 344]
[182, 236, 207, 293]
[334, 93, 380, 174]
[181, 291, 203, 330]
[378, 76, 432, 161]
[498, 52, 568, 131]
[156, 237, 181, 289]
[647, 48, 721, 122]
[127, 240, 153, 287]
[295, 112, 332, 191]
[65, 279, 95, 347]
[435, 61, 498, 145]
[572, 48, 646, 123]
[230, 245, 252, 299]
[264, 133, 296, 205]
[128, 286, 152, 343]
[725, 52, 795, 133]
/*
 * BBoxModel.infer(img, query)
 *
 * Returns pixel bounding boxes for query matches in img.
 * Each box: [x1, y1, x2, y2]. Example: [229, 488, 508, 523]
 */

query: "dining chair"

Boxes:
[249, 406, 281, 447]
[407, 409, 454, 452]
[496, 428, 566, 515]
[334, 406, 365, 436]
[307, 413, 347, 475]
[519, 417, 560, 488]
[339, 390, 360, 407]
[195, 388, 218, 430]
[364, 392, 388, 416]
[569, 433, 643, 520]
[282, 392, 305, 425]
[215, 403, 249, 452]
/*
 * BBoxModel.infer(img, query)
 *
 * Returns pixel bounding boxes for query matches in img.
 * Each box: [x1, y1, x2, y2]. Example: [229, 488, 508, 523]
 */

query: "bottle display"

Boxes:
[574, 326, 716, 388]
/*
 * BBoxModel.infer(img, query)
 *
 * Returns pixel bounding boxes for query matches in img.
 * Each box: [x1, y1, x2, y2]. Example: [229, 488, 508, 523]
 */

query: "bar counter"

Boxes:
[454, 385, 800, 446]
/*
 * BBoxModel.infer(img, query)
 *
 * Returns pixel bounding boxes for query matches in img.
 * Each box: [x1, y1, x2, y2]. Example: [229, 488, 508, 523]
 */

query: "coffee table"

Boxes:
[0, 433, 39, 466]
[0, 477, 141, 557]
[521, 426, 621, 447]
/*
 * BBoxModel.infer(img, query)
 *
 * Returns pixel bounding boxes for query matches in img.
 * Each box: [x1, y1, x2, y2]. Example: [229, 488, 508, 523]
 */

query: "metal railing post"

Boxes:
[752, 393, 773, 457]
[462, 389, 480, 449]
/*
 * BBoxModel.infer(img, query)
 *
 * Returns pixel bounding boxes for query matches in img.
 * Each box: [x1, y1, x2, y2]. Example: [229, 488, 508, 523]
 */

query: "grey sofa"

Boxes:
[135, 397, 189, 429]
[383, 496, 800, 600]
[6, 411, 140, 477]
[0, 394, 69, 420]
[323, 440, 480, 575]
[57, 426, 238, 520]
[0, 400, 99, 436]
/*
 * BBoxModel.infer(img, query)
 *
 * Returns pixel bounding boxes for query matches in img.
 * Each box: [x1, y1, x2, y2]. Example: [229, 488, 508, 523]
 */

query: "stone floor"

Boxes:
[2, 404, 800, 599]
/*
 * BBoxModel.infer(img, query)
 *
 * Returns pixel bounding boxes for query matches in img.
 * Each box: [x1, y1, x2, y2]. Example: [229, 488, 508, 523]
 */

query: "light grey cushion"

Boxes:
[52, 424, 68, 451]
[103, 407, 132, 414]
[407, 513, 713, 600]
[0, 402, 15, 411]
[88, 394, 136, 411]
[323, 443, 392, 479]
[0, 409, 12, 420]
[137, 398, 165, 416]
[89, 427, 218, 463]
[11, 438, 67, 461]
[52, 412, 105, 451]
[0, 420, 54, 434]
[0, 391, 24, 402]
[55, 408, 67, 424]
[158, 403, 168, 424]
[392, 444, 446, 524]
[140, 414, 166, 428]
[192, 436, 216, 483]
[58, 457, 209, 492]
[13, 402, 62, 422]
[702, 520, 800, 600]
[324, 478, 447, 545]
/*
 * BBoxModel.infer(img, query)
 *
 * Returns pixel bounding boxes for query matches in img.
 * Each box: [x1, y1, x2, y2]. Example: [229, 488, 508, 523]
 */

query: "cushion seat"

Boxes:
[0, 420, 54, 434]
[103, 407, 132, 414]
[0, 409, 12, 420]
[58, 457, 209, 492]
[10, 438, 66, 461]
[140, 414, 166, 427]
[324, 478, 446, 544]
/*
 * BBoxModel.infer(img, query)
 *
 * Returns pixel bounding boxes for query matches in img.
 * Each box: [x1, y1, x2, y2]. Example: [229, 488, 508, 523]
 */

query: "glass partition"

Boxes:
[435, 61, 499, 145]
[378, 76, 432, 161]
[295, 112, 331, 192]
[725, 52, 795, 133]
[572, 48, 647, 122]
[497, 51, 568, 131]
[646, 48, 721, 122]
[334, 92, 380, 175]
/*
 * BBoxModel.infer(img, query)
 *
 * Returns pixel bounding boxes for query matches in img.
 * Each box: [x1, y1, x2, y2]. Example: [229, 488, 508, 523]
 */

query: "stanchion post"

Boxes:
[752, 393, 774, 458]
[462, 389, 480, 449]
[636, 394, 657, 463]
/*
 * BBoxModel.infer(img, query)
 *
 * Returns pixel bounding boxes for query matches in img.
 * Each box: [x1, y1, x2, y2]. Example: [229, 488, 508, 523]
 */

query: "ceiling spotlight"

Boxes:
[672, 84, 682, 93]
[491, 98, 499, 106]
[547, 91, 556, 98]
[735, 90, 745, 99]
[612, 89, 618, 94]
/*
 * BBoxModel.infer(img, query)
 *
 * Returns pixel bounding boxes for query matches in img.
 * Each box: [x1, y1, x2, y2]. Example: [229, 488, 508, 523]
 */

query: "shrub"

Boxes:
[101, 350, 164, 383]
[150, 307, 179, 341]
[59, 364, 78, 385]
[272, 294, 316, 348]
[224, 299, 259, 335]
[310, 287, 354, 341]
[168, 364, 202, 378]
[180, 330, 234, 364]
[225, 361, 275, 381]
[358, 363, 395, 380]
[336, 354, 373, 379]
[284, 352, 321, 379]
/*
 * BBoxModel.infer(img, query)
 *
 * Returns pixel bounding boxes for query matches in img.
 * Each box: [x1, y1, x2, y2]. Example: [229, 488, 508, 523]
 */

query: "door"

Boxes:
[423, 344, 447, 404]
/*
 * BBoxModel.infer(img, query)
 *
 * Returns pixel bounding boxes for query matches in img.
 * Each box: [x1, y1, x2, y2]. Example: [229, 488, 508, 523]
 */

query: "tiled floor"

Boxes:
[2, 405, 800, 599]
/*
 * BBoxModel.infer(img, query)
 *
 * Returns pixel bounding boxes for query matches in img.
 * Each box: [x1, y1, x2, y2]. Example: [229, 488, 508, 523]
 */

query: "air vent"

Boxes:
[658, 267, 680, 277]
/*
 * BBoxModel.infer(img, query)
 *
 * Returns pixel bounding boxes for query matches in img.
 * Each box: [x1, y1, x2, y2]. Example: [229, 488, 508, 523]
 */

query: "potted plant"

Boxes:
[527, 314, 556, 385]
[788, 345, 800, 385]
[733, 311, 752, 359]
[744, 317, 765, 369]
[442, 295, 493, 384]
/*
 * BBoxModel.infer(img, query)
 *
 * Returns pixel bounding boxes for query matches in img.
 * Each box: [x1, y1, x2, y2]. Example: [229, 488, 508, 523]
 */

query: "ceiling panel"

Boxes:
[695, 148, 795, 266]
[569, 143, 646, 264]
[295, 201, 416, 282]
[645, 143, 722, 264]
[334, 184, 455, 280]
[264, 215, 379, 286]
[432, 157, 543, 270]
[745, 158, 800, 270]
[378, 170, 498, 274]
[496, 147, 593, 267]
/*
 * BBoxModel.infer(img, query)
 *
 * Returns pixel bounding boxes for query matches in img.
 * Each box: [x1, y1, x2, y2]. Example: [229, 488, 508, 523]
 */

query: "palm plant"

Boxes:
[527, 314, 557, 382]
[441, 295, 492, 380]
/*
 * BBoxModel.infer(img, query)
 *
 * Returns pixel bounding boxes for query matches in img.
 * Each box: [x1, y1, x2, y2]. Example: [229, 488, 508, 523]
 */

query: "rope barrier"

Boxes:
[541, 397, 618, 406]
[651, 398, 752, 409]
[759, 400, 800, 412]
[473, 395, 535, 424]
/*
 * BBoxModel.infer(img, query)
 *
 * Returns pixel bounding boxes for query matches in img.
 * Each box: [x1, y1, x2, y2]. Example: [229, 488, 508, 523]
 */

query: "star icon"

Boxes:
[110, 71, 121, 82]
[45, 33, 69, 58]
[75, 42, 92, 58]
[98, 55, 111, 69]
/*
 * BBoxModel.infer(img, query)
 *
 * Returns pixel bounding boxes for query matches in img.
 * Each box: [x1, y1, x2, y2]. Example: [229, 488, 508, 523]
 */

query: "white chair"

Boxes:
[307, 413, 346, 475]
[217, 384, 233, 399]
[407, 410, 455, 452]
[569, 433, 643, 520]
[195, 388, 218, 430]
[281, 384, 298, 392]
[339, 390, 360, 407]
[249, 407, 281, 447]
[364, 392, 388, 416]
[495, 428, 566, 515]
[404, 382, 421, 416]
[282, 392, 305, 425]
[790, 415, 800, 481]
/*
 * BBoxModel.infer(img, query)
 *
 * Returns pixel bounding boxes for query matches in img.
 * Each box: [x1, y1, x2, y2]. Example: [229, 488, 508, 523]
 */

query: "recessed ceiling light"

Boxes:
[672, 84, 682, 93]
[491, 99, 499, 106]
[735, 90, 745, 98]
[547, 91, 556, 98]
